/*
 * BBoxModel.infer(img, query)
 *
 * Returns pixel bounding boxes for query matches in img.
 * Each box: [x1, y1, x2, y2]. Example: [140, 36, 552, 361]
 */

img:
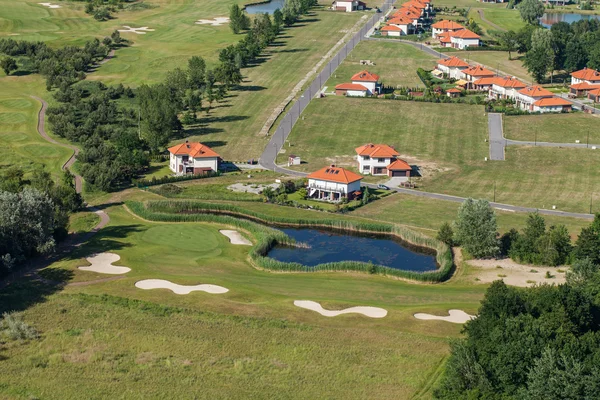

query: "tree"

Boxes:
[110, 30, 122, 44]
[454, 198, 499, 258]
[0, 56, 17, 76]
[588, 42, 600, 70]
[499, 30, 519, 60]
[574, 214, 600, 264]
[187, 56, 206, 90]
[564, 37, 588, 72]
[229, 4, 249, 34]
[138, 84, 182, 153]
[436, 222, 454, 246]
[524, 28, 554, 83]
[518, 0, 544, 25]
[273, 9, 284, 32]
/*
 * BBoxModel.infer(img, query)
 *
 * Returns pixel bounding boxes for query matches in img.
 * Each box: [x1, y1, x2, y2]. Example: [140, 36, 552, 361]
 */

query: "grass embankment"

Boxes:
[504, 113, 600, 144]
[282, 96, 600, 213]
[68, 211, 101, 233]
[324, 41, 436, 89]
[127, 200, 454, 282]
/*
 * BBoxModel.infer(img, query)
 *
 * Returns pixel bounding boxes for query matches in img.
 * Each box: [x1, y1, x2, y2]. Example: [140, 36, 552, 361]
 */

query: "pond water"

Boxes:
[267, 228, 438, 272]
[540, 12, 600, 28]
[245, 0, 285, 14]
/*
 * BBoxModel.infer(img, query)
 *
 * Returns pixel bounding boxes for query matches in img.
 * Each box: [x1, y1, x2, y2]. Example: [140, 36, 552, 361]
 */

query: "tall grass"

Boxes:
[127, 201, 454, 282]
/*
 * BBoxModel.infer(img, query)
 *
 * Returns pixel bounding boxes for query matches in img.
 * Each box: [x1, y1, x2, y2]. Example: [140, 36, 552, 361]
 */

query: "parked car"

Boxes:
[377, 184, 390, 190]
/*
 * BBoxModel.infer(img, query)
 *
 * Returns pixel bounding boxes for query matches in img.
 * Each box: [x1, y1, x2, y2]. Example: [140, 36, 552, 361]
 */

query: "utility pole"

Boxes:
[587, 130, 590, 148]
[138, 107, 141, 140]
[534, 129, 537, 146]
[493, 181, 496, 203]
[591, 193, 593, 215]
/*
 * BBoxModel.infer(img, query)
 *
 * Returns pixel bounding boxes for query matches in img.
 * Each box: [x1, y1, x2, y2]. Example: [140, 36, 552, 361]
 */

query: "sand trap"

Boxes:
[294, 300, 387, 318]
[79, 253, 131, 275]
[414, 310, 475, 324]
[118, 26, 155, 35]
[219, 230, 252, 246]
[467, 258, 567, 287]
[196, 17, 230, 26]
[38, 2, 61, 8]
[135, 279, 229, 294]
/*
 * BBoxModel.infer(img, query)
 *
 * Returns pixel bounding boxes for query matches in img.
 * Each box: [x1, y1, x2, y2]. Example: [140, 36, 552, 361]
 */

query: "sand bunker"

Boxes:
[414, 310, 475, 324]
[135, 279, 229, 294]
[79, 253, 131, 275]
[39, 2, 61, 8]
[220, 230, 252, 246]
[118, 26, 155, 35]
[196, 17, 230, 26]
[294, 300, 387, 318]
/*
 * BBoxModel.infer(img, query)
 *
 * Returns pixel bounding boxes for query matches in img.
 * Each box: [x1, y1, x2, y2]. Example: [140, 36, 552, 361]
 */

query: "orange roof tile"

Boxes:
[451, 29, 480, 39]
[533, 97, 572, 107]
[473, 77, 498, 86]
[388, 16, 413, 25]
[168, 142, 220, 158]
[589, 88, 600, 96]
[355, 143, 400, 158]
[462, 65, 495, 77]
[386, 159, 411, 171]
[351, 70, 380, 82]
[518, 85, 554, 98]
[438, 33, 451, 43]
[307, 166, 363, 184]
[570, 82, 600, 90]
[437, 56, 469, 68]
[335, 83, 368, 91]
[382, 25, 404, 31]
[432, 20, 464, 30]
[571, 67, 600, 82]
[446, 88, 462, 93]
[393, 9, 420, 18]
[493, 76, 526, 88]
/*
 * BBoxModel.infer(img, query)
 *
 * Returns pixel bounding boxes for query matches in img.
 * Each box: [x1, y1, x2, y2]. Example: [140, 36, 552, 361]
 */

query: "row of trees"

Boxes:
[0, 167, 83, 275]
[437, 198, 600, 267]
[230, 0, 317, 35]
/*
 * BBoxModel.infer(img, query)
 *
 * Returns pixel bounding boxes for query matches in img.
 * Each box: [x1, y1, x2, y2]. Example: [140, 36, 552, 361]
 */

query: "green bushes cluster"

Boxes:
[133, 171, 220, 187]
[126, 200, 454, 282]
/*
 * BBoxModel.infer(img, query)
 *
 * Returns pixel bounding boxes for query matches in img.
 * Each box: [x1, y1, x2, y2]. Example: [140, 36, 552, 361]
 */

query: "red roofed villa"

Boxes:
[168, 141, 220, 175]
[532, 97, 572, 113]
[307, 165, 363, 202]
[355, 143, 413, 177]
[336, 70, 381, 97]
[436, 56, 469, 79]
[516, 86, 554, 111]
[431, 20, 464, 38]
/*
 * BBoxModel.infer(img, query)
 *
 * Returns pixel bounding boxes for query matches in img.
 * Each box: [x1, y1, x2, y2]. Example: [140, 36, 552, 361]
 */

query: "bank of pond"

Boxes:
[127, 200, 452, 282]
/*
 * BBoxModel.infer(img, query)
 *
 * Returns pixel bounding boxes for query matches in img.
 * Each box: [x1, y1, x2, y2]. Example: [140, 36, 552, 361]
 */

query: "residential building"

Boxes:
[437, 32, 452, 47]
[431, 20, 464, 39]
[446, 88, 461, 98]
[489, 77, 527, 100]
[515, 86, 554, 111]
[569, 82, 600, 97]
[385, 15, 414, 35]
[436, 56, 469, 79]
[355, 143, 399, 175]
[335, 83, 370, 97]
[386, 158, 412, 178]
[380, 24, 407, 36]
[351, 70, 380, 94]
[168, 141, 220, 175]
[449, 29, 481, 49]
[460, 65, 495, 88]
[472, 77, 497, 91]
[532, 97, 572, 113]
[571, 67, 600, 85]
[307, 165, 362, 202]
[331, 0, 365, 12]
[589, 88, 600, 102]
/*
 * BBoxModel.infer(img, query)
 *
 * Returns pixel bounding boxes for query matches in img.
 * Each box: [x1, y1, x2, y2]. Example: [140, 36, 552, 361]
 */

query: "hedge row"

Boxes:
[133, 171, 221, 187]
[126, 200, 454, 282]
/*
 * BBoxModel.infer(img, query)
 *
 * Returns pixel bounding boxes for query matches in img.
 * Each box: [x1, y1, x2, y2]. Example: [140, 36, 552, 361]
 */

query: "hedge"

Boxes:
[133, 171, 221, 188]
[126, 200, 455, 282]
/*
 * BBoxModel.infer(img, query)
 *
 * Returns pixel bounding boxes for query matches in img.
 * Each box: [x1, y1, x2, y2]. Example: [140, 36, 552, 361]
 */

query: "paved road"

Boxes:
[558, 93, 600, 114]
[488, 113, 505, 160]
[505, 138, 600, 149]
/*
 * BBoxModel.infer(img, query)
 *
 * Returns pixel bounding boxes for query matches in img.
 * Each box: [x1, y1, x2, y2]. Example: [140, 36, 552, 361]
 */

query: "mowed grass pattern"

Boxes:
[504, 113, 600, 144]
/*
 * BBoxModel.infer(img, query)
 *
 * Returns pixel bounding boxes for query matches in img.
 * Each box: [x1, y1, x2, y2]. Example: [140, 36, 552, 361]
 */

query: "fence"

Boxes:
[260, 0, 395, 170]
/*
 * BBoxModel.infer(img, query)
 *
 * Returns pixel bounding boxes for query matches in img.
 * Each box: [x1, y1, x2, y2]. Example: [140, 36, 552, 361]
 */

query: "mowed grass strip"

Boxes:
[453, 51, 530, 82]
[504, 113, 600, 144]
[324, 41, 437, 89]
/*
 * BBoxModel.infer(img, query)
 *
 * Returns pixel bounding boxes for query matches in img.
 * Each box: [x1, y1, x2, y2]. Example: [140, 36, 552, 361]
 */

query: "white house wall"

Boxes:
[308, 179, 361, 194]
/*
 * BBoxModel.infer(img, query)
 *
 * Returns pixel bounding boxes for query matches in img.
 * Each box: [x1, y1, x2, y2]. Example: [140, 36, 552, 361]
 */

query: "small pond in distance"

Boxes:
[245, 0, 285, 14]
[267, 228, 438, 272]
[540, 12, 600, 28]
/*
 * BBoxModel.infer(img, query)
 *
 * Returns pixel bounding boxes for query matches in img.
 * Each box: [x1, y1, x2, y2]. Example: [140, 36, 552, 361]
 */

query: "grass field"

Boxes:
[281, 96, 600, 213]
[0, 202, 485, 399]
[454, 51, 530, 82]
[324, 41, 436, 89]
[470, 7, 524, 34]
[504, 113, 600, 144]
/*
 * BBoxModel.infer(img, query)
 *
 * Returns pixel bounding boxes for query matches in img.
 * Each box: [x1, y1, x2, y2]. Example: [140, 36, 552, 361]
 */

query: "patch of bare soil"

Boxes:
[467, 258, 567, 287]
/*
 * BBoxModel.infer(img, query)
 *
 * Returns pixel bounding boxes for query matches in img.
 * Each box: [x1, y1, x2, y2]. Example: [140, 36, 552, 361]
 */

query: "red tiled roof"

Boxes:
[432, 20, 464, 30]
[533, 97, 572, 107]
[388, 16, 413, 25]
[393, 9, 420, 18]
[493, 76, 526, 88]
[518, 85, 554, 98]
[382, 25, 404, 31]
[351, 70, 380, 82]
[451, 29, 480, 39]
[437, 56, 469, 68]
[462, 65, 495, 77]
[473, 77, 497, 86]
[446, 88, 462, 93]
[307, 166, 363, 184]
[168, 142, 220, 158]
[335, 83, 368, 91]
[438, 33, 451, 43]
[386, 159, 411, 171]
[355, 143, 400, 158]
[589, 88, 600, 96]
[570, 82, 600, 90]
[571, 67, 600, 82]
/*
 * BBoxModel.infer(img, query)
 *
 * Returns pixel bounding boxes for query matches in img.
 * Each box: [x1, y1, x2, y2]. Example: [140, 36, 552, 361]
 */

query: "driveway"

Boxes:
[488, 113, 505, 161]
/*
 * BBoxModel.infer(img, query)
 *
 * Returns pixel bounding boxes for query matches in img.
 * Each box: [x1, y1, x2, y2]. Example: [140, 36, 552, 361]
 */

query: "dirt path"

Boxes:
[477, 9, 507, 33]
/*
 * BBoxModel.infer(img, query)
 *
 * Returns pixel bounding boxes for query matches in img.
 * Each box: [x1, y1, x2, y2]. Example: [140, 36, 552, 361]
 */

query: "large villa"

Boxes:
[306, 165, 362, 202]
[168, 141, 220, 175]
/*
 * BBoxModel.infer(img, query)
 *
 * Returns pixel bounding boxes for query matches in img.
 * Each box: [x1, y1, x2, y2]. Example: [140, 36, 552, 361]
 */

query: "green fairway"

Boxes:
[324, 41, 437, 89]
[504, 113, 600, 144]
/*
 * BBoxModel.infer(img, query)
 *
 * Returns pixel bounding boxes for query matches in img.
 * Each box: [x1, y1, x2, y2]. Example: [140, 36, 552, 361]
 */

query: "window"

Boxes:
[182, 155, 189, 162]
[377, 158, 385, 163]
[363, 165, 369, 171]
[363, 156, 369, 160]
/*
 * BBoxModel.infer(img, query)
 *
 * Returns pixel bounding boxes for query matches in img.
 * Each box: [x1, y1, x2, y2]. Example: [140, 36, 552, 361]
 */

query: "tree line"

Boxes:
[229, 0, 317, 35]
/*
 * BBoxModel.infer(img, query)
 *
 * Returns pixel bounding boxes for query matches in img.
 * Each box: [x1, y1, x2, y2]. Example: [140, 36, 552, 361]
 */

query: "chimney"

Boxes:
[330, 164, 336, 168]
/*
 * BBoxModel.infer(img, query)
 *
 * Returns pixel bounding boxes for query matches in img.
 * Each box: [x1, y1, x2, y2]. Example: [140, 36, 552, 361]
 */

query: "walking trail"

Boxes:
[477, 9, 506, 32]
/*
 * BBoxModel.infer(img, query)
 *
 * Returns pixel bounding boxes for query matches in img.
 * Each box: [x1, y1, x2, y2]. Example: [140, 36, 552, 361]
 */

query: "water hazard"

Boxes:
[245, 0, 286, 14]
[540, 12, 600, 28]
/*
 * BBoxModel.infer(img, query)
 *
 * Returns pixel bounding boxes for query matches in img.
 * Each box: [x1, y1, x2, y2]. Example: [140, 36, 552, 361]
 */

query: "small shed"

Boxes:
[288, 155, 301, 166]
[446, 88, 462, 98]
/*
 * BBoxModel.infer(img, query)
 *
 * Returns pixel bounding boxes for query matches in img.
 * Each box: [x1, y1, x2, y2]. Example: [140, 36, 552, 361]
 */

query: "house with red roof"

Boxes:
[460, 65, 495, 89]
[431, 20, 464, 39]
[384, 15, 415, 35]
[331, 0, 365, 12]
[307, 165, 363, 202]
[450, 29, 481, 49]
[515, 86, 554, 111]
[355, 143, 413, 177]
[532, 97, 572, 113]
[571, 67, 600, 86]
[472, 77, 497, 91]
[489, 76, 527, 100]
[168, 141, 220, 175]
[588, 87, 600, 103]
[335, 70, 381, 97]
[436, 56, 469, 79]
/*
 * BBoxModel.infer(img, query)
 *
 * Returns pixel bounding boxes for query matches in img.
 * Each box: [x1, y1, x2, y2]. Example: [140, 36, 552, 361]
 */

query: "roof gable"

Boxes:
[355, 143, 399, 158]
[351, 70, 380, 82]
[533, 97, 572, 107]
[572, 67, 600, 81]
[307, 166, 363, 184]
[463, 65, 495, 77]
[387, 159, 411, 171]
[437, 56, 469, 68]
[518, 85, 554, 97]
[168, 142, 220, 158]
[432, 20, 464, 30]
[335, 83, 368, 91]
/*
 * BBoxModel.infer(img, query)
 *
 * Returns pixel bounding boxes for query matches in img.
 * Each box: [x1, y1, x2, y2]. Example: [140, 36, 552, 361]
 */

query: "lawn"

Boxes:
[0, 203, 485, 399]
[503, 113, 600, 144]
[469, 7, 524, 34]
[68, 211, 101, 233]
[453, 51, 531, 82]
[281, 96, 600, 213]
[324, 41, 437, 89]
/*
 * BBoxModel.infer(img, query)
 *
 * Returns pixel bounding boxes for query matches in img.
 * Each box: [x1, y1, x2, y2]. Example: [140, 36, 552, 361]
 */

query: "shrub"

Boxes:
[1, 312, 39, 340]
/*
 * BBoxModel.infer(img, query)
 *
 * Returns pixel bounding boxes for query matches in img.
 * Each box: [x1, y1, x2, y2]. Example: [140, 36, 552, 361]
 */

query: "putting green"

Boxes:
[141, 224, 223, 253]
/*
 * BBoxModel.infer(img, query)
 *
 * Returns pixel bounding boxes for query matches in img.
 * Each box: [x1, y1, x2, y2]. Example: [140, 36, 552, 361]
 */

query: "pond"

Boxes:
[245, 0, 285, 15]
[540, 12, 600, 28]
[267, 228, 438, 272]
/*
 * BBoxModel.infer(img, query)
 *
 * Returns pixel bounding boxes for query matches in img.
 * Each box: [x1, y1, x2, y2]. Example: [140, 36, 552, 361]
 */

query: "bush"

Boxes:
[1, 312, 39, 340]
[152, 183, 183, 196]
[134, 171, 220, 187]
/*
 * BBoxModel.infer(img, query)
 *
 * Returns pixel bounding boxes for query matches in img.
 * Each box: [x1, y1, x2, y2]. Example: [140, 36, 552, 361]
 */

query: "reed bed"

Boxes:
[127, 201, 454, 282]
